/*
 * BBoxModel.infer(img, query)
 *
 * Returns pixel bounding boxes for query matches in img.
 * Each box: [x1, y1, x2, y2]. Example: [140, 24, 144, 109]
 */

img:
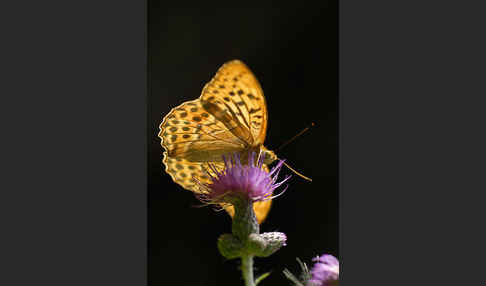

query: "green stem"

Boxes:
[232, 199, 259, 241]
[241, 255, 255, 286]
[231, 199, 259, 286]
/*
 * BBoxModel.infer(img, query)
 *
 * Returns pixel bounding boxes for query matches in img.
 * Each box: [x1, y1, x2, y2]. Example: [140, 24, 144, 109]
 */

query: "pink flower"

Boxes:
[196, 152, 290, 205]
[307, 254, 339, 286]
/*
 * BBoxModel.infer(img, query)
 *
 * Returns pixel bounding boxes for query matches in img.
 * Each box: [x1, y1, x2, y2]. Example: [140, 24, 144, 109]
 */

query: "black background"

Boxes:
[148, 5, 338, 286]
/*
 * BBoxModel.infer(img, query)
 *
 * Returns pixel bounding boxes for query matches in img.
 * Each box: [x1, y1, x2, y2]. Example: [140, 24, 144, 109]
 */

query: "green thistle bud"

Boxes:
[247, 232, 287, 257]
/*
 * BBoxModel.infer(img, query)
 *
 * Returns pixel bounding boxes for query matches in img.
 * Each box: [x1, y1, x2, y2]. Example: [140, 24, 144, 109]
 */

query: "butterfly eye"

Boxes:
[260, 149, 277, 165]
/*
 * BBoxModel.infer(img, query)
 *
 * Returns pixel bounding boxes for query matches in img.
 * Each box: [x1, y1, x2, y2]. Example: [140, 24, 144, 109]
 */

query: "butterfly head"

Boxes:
[260, 146, 313, 182]
[260, 146, 278, 165]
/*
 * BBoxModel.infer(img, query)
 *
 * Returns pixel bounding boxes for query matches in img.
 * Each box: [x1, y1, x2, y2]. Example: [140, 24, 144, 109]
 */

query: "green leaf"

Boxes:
[255, 272, 271, 285]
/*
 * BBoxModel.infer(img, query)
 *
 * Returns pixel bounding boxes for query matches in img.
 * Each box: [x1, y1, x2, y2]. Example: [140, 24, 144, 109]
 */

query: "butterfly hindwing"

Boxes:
[159, 99, 246, 162]
[163, 155, 224, 193]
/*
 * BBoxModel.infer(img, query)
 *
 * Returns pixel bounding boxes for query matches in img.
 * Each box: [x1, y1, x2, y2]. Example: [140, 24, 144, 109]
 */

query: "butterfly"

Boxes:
[158, 60, 279, 223]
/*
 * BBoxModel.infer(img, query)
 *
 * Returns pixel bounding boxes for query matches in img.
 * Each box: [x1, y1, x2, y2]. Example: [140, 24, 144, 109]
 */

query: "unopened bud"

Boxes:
[247, 232, 287, 257]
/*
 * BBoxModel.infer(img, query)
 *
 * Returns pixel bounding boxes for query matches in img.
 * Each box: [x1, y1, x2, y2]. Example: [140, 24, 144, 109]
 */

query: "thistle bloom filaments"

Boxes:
[307, 254, 339, 286]
[196, 152, 290, 205]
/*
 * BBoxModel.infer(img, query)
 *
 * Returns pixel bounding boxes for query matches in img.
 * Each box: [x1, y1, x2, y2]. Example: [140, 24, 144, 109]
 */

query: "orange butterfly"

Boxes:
[159, 60, 300, 223]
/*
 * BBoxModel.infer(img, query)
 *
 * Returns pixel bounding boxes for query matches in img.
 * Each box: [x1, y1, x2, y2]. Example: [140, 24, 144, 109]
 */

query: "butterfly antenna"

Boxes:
[281, 160, 313, 182]
[275, 122, 316, 152]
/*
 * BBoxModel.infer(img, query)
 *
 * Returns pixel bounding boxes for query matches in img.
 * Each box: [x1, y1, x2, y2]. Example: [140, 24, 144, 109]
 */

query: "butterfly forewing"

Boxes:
[200, 60, 268, 146]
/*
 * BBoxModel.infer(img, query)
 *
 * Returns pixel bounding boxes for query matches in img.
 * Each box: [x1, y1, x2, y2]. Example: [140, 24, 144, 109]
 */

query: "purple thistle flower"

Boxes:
[307, 254, 339, 286]
[196, 151, 290, 205]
